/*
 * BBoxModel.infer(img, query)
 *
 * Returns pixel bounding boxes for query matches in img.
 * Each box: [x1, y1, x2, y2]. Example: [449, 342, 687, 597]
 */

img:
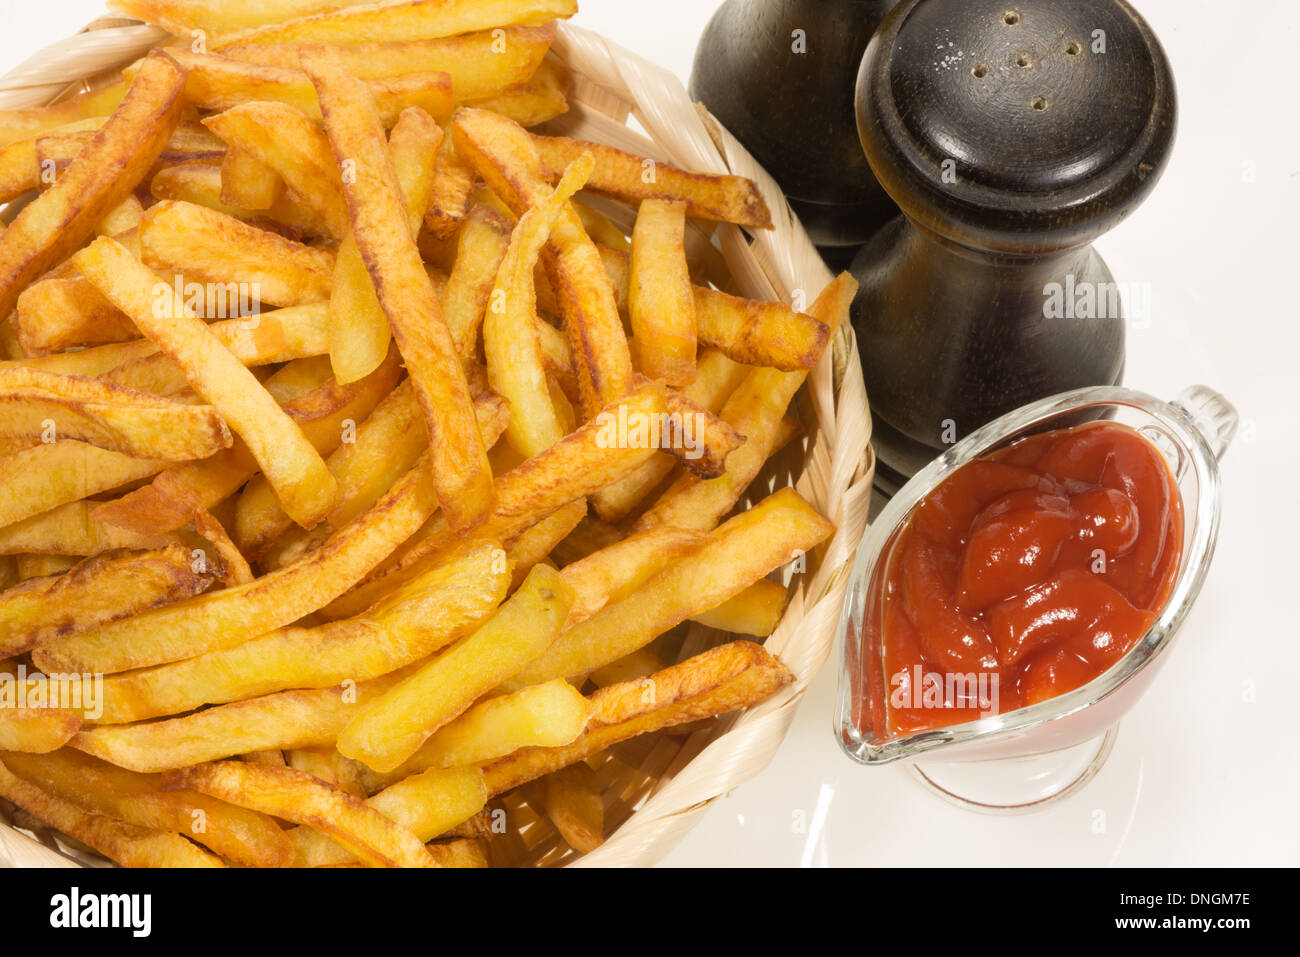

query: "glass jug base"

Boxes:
[909, 725, 1118, 814]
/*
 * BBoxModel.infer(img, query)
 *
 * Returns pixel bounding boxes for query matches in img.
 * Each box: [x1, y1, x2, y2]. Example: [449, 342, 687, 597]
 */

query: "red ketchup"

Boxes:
[876, 421, 1184, 736]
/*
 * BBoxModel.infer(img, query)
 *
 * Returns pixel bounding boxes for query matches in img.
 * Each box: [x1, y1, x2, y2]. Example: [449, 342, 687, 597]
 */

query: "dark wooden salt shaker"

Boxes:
[849, 0, 1176, 492]
[690, 0, 902, 268]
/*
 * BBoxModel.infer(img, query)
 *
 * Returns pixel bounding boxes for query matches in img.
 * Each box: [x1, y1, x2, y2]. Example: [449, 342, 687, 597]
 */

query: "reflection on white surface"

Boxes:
[798, 782, 834, 868]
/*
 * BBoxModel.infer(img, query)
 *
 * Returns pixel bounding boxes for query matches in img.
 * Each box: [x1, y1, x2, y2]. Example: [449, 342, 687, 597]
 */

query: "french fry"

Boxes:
[0, 52, 185, 318]
[156, 51, 456, 128]
[453, 107, 633, 417]
[191, 509, 254, 586]
[72, 670, 409, 772]
[220, 144, 283, 209]
[162, 761, 435, 867]
[0, 667, 81, 753]
[150, 159, 332, 239]
[587, 647, 664, 688]
[693, 285, 830, 371]
[139, 199, 335, 305]
[234, 383, 506, 560]
[442, 205, 511, 360]
[103, 302, 331, 396]
[0, 82, 125, 148]
[1, 545, 211, 660]
[202, 101, 348, 237]
[591, 348, 748, 522]
[35, 122, 226, 179]
[531, 133, 773, 230]
[659, 384, 746, 479]
[338, 563, 573, 773]
[0, 502, 172, 557]
[424, 135, 476, 239]
[33, 458, 439, 674]
[111, 0, 365, 35]
[15, 275, 135, 355]
[286, 746, 366, 796]
[483, 641, 794, 796]
[307, 55, 493, 531]
[95, 539, 508, 723]
[486, 152, 595, 458]
[214, 0, 577, 48]
[0, 749, 292, 867]
[504, 499, 587, 590]
[691, 579, 789, 637]
[510, 487, 833, 685]
[462, 60, 568, 128]
[0, 367, 231, 461]
[328, 106, 442, 384]
[629, 199, 696, 386]
[0, 441, 166, 529]
[0, 758, 223, 867]
[542, 763, 604, 853]
[75, 236, 339, 528]
[0, 118, 105, 204]
[223, 23, 555, 98]
[558, 525, 707, 629]
[636, 274, 855, 534]
[291, 765, 486, 867]
[319, 380, 667, 620]
[91, 353, 399, 539]
[376, 680, 589, 791]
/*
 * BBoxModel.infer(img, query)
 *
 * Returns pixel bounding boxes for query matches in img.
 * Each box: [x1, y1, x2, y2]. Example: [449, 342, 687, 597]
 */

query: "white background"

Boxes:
[2, 0, 1297, 867]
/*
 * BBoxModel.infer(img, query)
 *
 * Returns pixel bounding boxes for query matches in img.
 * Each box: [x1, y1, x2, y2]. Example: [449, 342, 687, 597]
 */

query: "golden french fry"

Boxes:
[0, 502, 172, 557]
[307, 55, 494, 531]
[72, 670, 408, 772]
[34, 122, 226, 180]
[486, 152, 594, 458]
[74, 236, 338, 529]
[191, 509, 254, 586]
[338, 563, 573, 773]
[291, 765, 486, 867]
[504, 499, 587, 590]
[0, 749, 292, 867]
[111, 0, 363, 36]
[220, 144, 283, 209]
[483, 640, 794, 796]
[691, 579, 789, 637]
[139, 199, 335, 306]
[286, 747, 366, 796]
[453, 107, 633, 417]
[91, 353, 399, 539]
[461, 60, 569, 127]
[203, 101, 348, 237]
[542, 762, 604, 853]
[376, 679, 588, 788]
[15, 275, 141, 355]
[163, 760, 435, 867]
[660, 384, 746, 479]
[223, 22, 555, 98]
[587, 647, 664, 688]
[442, 205, 511, 360]
[96, 195, 145, 237]
[559, 525, 707, 628]
[692, 285, 829, 371]
[104, 302, 330, 396]
[629, 199, 696, 386]
[0, 758, 223, 867]
[214, 0, 577, 47]
[329, 106, 442, 384]
[0, 441, 166, 529]
[320, 380, 667, 620]
[0, 82, 125, 148]
[157, 51, 455, 127]
[1, 545, 211, 660]
[150, 159, 332, 239]
[0, 666, 81, 753]
[511, 487, 833, 684]
[34, 458, 438, 674]
[0, 52, 185, 318]
[424, 135, 476, 238]
[95, 539, 508, 723]
[636, 273, 856, 532]
[0, 367, 231, 461]
[531, 133, 773, 230]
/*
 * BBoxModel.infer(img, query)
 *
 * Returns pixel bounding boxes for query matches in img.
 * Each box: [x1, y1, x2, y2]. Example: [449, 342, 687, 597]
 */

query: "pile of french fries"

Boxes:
[0, 0, 855, 868]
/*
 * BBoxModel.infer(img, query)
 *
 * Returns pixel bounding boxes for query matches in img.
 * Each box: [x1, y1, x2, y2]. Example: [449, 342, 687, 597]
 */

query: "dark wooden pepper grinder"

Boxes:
[850, 0, 1176, 492]
[690, 0, 902, 268]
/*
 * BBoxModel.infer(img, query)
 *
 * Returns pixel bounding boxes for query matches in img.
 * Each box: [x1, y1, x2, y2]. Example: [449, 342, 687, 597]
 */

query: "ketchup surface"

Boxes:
[877, 421, 1184, 736]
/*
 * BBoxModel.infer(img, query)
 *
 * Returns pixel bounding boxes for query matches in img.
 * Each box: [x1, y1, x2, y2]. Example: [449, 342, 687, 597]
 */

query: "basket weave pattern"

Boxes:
[0, 15, 875, 868]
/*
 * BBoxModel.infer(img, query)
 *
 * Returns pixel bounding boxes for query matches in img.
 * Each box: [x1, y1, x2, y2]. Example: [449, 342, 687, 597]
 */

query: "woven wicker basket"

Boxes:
[0, 12, 875, 868]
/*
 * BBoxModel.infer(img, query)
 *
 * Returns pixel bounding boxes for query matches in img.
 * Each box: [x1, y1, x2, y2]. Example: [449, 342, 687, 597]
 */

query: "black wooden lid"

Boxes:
[856, 0, 1176, 253]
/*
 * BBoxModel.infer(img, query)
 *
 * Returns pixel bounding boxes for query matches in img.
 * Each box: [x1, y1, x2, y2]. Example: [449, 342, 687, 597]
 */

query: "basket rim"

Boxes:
[0, 13, 875, 869]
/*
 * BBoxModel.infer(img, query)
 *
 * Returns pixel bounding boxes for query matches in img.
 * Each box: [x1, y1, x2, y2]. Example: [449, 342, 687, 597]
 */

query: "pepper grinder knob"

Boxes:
[850, 0, 1176, 489]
